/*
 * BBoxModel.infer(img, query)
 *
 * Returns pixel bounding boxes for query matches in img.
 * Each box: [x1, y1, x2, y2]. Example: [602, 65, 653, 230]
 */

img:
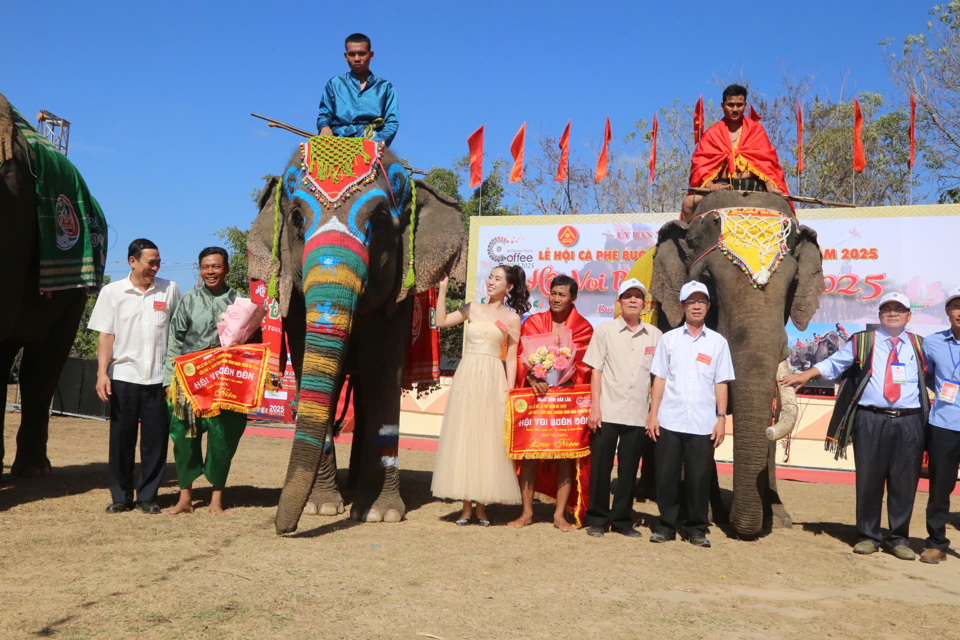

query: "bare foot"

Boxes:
[508, 513, 533, 529]
[553, 516, 576, 532]
[209, 503, 225, 516]
[164, 502, 193, 515]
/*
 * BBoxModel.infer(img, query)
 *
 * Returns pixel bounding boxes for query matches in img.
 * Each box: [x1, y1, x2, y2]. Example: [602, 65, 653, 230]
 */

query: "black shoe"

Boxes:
[689, 535, 711, 548]
[136, 501, 162, 514]
[649, 531, 675, 543]
[586, 526, 605, 538]
[612, 526, 643, 539]
[106, 501, 134, 513]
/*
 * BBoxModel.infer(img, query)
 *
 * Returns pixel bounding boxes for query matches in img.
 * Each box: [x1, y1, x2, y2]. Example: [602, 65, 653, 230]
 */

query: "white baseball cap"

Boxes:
[878, 292, 911, 310]
[680, 281, 710, 302]
[617, 278, 647, 298]
[945, 287, 960, 306]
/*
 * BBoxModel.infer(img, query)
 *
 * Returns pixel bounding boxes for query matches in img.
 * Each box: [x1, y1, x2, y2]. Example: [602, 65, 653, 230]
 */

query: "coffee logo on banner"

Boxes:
[55, 195, 80, 250]
[558, 225, 579, 247]
[486, 235, 534, 268]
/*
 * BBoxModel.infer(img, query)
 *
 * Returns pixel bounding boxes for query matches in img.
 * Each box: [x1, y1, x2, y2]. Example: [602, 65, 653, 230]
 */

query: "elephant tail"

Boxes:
[766, 360, 799, 442]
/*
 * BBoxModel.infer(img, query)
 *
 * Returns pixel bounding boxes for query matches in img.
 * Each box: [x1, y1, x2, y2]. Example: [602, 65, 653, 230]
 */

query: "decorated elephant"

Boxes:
[247, 137, 465, 534]
[0, 91, 107, 477]
[651, 190, 823, 538]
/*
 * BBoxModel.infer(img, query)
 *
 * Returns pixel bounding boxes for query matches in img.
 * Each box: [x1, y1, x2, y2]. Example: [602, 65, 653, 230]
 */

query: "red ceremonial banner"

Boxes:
[648, 113, 658, 184]
[510, 122, 525, 184]
[169, 344, 270, 418]
[693, 95, 705, 144]
[796, 101, 804, 175]
[555, 120, 571, 183]
[505, 385, 591, 459]
[853, 98, 866, 173]
[595, 116, 611, 183]
[468, 125, 484, 188]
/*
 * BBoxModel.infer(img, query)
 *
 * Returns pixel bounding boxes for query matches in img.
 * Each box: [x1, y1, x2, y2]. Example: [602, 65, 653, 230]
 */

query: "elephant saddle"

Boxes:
[713, 207, 793, 287]
[299, 136, 383, 207]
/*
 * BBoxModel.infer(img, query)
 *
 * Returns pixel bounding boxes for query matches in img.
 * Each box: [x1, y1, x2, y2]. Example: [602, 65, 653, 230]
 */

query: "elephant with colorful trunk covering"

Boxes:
[248, 138, 465, 534]
[651, 190, 823, 538]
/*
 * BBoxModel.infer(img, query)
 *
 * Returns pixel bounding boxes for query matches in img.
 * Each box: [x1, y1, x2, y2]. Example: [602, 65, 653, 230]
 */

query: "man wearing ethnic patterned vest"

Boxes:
[782, 292, 929, 560]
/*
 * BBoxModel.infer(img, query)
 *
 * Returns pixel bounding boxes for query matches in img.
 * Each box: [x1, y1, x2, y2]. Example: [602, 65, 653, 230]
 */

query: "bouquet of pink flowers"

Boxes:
[217, 297, 266, 348]
[521, 328, 578, 388]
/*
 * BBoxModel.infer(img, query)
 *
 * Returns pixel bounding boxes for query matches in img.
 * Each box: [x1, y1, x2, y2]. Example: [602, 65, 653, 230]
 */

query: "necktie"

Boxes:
[883, 337, 901, 404]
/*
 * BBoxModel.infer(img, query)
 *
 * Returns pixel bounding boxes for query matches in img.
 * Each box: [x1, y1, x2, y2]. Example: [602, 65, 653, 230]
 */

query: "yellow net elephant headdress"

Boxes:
[712, 207, 794, 288]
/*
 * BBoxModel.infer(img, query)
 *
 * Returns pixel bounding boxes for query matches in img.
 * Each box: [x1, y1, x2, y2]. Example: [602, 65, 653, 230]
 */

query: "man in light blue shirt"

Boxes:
[647, 281, 735, 548]
[782, 292, 928, 560]
[317, 33, 399, 147]
[919, 287, 960, 564]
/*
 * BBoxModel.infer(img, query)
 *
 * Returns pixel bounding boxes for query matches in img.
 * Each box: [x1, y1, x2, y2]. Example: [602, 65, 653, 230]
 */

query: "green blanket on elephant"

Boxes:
[9, 106, 107, 292]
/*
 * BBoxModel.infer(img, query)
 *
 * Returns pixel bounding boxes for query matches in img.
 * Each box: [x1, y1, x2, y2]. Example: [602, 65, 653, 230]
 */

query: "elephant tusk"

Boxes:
[766, 360, 799, 441]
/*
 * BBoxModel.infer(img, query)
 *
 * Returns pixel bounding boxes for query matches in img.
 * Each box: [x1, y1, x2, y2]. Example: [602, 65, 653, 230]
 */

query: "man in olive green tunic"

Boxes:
[163, 247, 247, 515]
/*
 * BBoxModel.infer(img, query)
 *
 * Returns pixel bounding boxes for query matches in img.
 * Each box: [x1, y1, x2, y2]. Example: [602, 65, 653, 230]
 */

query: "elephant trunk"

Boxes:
[275, 218, 368, 534]
[766, 361, 799, 441]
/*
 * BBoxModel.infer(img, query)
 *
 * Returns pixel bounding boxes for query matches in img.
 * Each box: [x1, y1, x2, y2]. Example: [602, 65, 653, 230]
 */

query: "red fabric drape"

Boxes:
[555, 120, 571, 182]
[515, 307, 594, 388]
[749, 106, 762, 122]
[853, 99, 866, 173]
[509, 122, 525, 184]
[595, 116, 612, 182]
[468, 125, 484, 188]
[688, 118, 790, 196]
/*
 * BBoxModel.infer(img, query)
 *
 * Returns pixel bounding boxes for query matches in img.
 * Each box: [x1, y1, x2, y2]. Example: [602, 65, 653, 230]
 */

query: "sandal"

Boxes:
[455, 518, 471, 527]
[478, 519, 491, 527]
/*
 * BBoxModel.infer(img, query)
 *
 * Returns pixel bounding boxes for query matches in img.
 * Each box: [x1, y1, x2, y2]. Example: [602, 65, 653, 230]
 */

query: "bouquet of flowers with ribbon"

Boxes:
[217, 297, 267, 348]
[521, 328, 577, 388]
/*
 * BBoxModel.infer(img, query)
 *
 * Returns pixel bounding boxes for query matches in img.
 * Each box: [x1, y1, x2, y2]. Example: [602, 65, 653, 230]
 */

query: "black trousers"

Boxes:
[925, 423, 960, 550]
[108, 380, 169, 503]
[851, 409, 924, 547]
[585, 422, 645, 530]
[655, 426, 713, 537]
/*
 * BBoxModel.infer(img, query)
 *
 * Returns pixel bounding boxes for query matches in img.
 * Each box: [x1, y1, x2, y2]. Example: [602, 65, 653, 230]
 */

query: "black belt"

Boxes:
[859, 405, 923, 419]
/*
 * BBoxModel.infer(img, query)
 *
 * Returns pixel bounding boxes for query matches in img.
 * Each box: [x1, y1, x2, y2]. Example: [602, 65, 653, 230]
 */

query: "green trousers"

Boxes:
[168, 406, 247, 489]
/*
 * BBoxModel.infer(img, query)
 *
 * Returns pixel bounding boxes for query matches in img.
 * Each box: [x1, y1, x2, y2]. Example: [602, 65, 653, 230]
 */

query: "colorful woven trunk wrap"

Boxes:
[505, 385, 592, 526]
[296, 214, 369, 448]
[9, 106, 107, 292]
[300, 136, 383, 208]
[715, 207, 793, 288]
[168, 344, 270, 428]
[402, 288, 441, 395]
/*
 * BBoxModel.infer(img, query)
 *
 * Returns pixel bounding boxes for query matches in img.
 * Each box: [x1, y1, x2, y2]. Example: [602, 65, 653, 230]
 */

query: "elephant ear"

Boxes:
[248, 174, 302, 317]
[397, 179, 466, 301]
[788, 224, 823, 331]
[650, 219, 690, 327]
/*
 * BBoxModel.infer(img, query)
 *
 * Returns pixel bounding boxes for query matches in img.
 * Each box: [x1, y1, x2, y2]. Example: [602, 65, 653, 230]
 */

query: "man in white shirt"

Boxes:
[87, 239, 180, 514]
[583, 279, 662, 538]
[647, 281, 735, 547]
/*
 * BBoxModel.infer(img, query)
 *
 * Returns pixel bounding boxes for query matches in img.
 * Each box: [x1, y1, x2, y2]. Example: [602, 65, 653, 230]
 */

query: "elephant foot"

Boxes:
[304, 488, 345, 517]
[770, 504, 793, 529]
[11, 460, 51, 478]
[349, 494, 405, 523]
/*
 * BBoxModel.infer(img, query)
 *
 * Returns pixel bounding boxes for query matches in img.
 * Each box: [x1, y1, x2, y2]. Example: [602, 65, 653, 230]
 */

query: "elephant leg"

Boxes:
[0, 343, 22, 474]
[347, 300, 412, 523]
[764, 440, 793, 528]
[304, 432, 345, 516]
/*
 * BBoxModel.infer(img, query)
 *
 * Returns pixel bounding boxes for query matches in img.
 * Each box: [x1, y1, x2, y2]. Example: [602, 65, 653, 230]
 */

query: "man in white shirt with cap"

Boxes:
[647, 281, 734, 547]
[582, 278, 662, 538]
[782, 292, 928, 560]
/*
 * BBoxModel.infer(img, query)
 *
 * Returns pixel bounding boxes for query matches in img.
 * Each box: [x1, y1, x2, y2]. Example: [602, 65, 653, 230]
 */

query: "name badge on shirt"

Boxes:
[890, 363, 907, 384]
[645, 346, 656, 355]
[939, 381, 959, 404]
[696, 353, 712, 365]
[153, 301, 167, 311]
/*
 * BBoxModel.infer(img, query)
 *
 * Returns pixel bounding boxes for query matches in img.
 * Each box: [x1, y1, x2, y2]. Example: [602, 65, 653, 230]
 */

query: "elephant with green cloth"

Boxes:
[0, 91, 105, 478]
[650, 190, 823, 538]
[247, 143, 465, 534]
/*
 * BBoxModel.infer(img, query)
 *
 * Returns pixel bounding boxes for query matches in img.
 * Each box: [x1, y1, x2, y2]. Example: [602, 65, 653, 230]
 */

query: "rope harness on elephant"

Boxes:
[688, 207, 793, 289]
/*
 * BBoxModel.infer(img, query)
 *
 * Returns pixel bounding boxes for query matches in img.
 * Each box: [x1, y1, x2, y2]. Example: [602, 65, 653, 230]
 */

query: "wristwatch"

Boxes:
[716, 413, 728, 418]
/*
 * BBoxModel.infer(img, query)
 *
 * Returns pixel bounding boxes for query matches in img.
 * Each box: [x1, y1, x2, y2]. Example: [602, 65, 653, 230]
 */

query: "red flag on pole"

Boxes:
[467, 125, 484, 188]
[509, 122, 525, 184]
[595, 116, 612, 182]
[796, 101, 804, 175]
[555, 120, 571, 182]
[908, 92, 916, 170]
[853, 98, 866, 173]
[648, 113, 658, 184]
[749, 106, 762, 122]
[694, 95, 705, 144]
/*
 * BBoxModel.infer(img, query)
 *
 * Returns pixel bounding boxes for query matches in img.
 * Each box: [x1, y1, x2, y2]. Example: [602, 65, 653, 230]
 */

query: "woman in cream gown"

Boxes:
[431, 265, 530, 525]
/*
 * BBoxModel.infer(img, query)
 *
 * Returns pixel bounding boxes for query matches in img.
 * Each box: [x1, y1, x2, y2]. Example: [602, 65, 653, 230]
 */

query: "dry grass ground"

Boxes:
[2, 411, 960, 640]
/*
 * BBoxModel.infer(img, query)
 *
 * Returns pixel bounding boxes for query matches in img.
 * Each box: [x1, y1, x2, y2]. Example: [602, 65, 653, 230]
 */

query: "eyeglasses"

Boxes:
[879, 307, 910, 315]
[683, 299, 709, 307]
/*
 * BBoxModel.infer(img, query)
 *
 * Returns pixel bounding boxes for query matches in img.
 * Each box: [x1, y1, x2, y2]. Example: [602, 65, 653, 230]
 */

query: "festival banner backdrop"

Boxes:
[467, 205, 960, 342]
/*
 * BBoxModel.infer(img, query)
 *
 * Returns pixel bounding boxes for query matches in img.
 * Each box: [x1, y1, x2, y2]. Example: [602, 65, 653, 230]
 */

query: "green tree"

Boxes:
[70, 276, 111, 359]
[214, 226, 250, 295]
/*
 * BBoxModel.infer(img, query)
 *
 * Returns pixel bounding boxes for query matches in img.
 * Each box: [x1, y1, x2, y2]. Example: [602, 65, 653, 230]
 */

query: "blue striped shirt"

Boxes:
[923, 329, 960, 431]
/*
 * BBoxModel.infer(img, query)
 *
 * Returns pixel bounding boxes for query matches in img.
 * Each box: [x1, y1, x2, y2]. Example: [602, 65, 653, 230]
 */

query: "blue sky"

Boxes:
[3, 0, 932, 283]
